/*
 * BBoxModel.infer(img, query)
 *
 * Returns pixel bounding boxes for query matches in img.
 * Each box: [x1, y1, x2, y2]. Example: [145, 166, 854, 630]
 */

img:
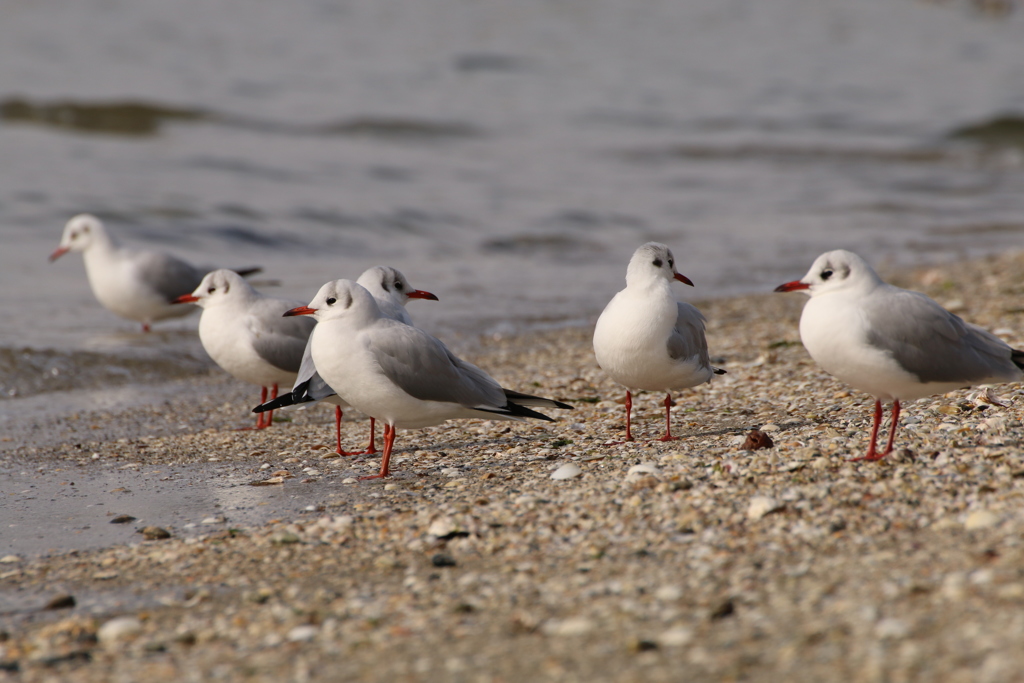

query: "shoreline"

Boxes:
[3, 250, 1024, 680]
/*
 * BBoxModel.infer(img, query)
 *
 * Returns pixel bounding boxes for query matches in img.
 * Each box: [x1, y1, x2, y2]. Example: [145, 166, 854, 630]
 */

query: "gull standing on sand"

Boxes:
[593, 242, 725, 441]
[174, 269, 315, 429]
[49, 214, 260, 332]
[776, 249, 1024, 460]
[255, 266, 439, 454]
[283, 279, 572, 479]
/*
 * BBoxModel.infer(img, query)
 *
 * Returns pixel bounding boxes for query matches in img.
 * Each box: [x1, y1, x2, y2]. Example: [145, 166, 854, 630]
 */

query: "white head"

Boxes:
[775, 249, 881, 297]
[356, 266, 438, 307]
[173, 269, 253, 308]
[284, 279, 382, 325]
[49, 214, 111, 261]
[625, 242, 693, 288]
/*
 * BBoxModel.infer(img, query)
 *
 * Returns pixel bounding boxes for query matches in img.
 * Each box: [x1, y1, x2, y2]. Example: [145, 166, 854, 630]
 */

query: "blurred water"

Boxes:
[2, 0, 1024, 387]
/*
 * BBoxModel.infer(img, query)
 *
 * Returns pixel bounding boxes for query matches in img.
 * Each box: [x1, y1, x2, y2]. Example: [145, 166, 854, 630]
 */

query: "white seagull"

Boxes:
[254, 266, 439, 455]
[593, 242, 724, 442]
[776, 249, 1024, 460]
[283, 279, 572, 479]
[50, 214, 260, 332]
[174, 269, 315, 429]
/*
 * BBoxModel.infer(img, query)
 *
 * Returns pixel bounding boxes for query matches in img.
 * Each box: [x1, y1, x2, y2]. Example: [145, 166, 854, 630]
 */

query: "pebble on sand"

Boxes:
[625, 463, 661, 481]
[98, 616, 143, 647]
[964, 510, 1000, 530]
[747, 496, 782, 520]
[550, 463, 583, 480]
[542, 617, 595, 637]
[44, 594, 76, 610]
[287, 625, 319, 642]
[140, 526, 171, 540]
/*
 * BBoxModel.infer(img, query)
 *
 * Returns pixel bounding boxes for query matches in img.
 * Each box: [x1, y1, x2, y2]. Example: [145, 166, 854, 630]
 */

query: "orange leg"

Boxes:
[260, 384, 278, 428]
[624, 391, 634, 442]
[852, 400, 885, 461]
[335, 406, 353, 456]
[657, 392, 679, 442]
[256, 386, 268, 429]
[359, 424, 395, 480]
[881, 399, 901, 457]
[364, 417, 378, 454]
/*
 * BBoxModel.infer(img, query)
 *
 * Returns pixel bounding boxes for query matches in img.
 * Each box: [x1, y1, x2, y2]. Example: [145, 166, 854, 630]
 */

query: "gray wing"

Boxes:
[248, 298, 316, 374]
[369, 322, 506, 408]
[130, 249, 207, 302]
[865, 287, 1019, 384]
[667, 302, 713, 369]
[293, 336, 338, 400]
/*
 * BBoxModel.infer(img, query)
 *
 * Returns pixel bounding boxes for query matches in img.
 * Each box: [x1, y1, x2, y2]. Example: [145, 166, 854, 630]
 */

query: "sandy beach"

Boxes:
[3, 251, 1024, 682]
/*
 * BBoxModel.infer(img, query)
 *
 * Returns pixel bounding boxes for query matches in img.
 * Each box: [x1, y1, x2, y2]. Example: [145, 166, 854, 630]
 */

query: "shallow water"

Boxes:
[2, 0, 1024, 388]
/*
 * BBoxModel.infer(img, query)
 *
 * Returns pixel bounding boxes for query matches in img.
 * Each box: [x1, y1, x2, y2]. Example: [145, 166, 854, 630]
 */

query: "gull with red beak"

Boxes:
[254, 266, 439, 455]
[281, 279, 571, 479]
[776, 249, 1024, 460]
[593, 242, 725, 442]
[173, 269, 314, 429]
[49, 214, 259, 332]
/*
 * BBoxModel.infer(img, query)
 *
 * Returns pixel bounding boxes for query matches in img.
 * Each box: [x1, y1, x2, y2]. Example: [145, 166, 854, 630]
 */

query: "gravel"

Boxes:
[3, 252, 1024, 681]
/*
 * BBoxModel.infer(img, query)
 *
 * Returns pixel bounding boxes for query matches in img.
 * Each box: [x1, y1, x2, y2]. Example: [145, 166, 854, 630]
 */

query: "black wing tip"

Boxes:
[252, 387, 312, 413]
[1012, 348, 1024, 371]
[502, 389, 574, 410]
[714, 367, 727, 375]
[234, 266, 263, 278]
[478, 402, 556, 422]
[507, 403, 556, 422]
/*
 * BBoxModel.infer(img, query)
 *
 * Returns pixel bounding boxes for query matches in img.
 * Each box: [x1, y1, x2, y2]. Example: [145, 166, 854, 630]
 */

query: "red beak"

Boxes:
[673, 272, 694, 287]
[48, 246, 69, 262]
[172, 294, 199, 304]
[774, 281, 811, 293]
[284, 305, 317, 317]
[406, 289, 439, 301]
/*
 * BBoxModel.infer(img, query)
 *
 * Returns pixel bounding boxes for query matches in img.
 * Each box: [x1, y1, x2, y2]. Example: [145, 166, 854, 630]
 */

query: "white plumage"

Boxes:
[593, 242, 723, 441]
[777, 249, 1024, 459]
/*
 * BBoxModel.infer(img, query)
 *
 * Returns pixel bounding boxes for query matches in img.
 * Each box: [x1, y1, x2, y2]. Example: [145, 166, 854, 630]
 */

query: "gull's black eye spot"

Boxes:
[394, 281, 403, 290]
[652, 258, 663, 268]
[821, 269, 833, 281]
[326, 297, 337, 306]
[208, 287, 216, 294]
[668, 259, 674, 268]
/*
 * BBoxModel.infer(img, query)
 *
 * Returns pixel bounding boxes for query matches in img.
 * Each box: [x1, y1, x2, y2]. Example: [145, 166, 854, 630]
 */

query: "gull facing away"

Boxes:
[49, 214, 260, 332]
[282, 279, 572, 479]
[593, 243, 725, 442]
[173, 270, 315, 429]
[776, 249, 1024, 460]
[254, 266, 439, 455]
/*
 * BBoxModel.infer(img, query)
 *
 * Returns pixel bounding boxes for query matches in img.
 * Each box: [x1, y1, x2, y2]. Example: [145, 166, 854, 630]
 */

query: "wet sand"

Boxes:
[3, 252, 1024, 681]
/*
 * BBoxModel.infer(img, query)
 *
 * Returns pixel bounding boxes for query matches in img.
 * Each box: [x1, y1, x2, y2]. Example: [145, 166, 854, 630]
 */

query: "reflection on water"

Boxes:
[1, 96, 485, 142]
[949, 116, 1024, 148]
[0, 98, 208, 135]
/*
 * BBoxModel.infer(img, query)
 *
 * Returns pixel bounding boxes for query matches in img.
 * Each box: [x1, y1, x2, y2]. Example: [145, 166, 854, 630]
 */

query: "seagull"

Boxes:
[593, 242, 725, 442]
[776, 249, 1024, 460]
[282, 279, 572, 479]
[173, 269, 315, 429]
[254, 266, 439, 454]
[49, 214, 260, 332]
